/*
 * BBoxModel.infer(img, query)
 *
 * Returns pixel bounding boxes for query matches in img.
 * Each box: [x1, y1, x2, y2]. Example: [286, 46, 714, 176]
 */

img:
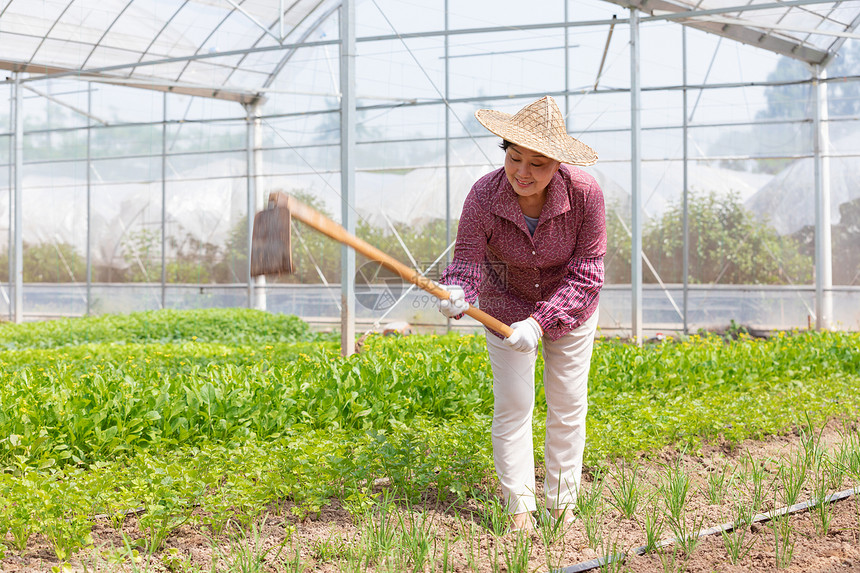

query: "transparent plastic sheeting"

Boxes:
[4, 283, 859, 333]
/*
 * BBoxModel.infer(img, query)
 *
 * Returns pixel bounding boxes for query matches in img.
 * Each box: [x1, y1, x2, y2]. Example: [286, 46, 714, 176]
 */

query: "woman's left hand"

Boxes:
[504, 317, 543, 352]
[437, 284, 469, 318]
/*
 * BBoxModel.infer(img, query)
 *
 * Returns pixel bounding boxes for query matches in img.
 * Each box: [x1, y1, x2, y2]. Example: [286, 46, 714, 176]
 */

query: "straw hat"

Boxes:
[475, 96, 598, 166]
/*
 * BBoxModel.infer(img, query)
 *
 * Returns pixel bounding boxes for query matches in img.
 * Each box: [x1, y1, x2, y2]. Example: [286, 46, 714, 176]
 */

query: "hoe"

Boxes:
[249, 191, 513, 338]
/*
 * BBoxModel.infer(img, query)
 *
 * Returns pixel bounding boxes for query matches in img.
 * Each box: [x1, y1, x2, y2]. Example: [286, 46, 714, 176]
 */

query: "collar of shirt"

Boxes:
[489, 168, 572, 235]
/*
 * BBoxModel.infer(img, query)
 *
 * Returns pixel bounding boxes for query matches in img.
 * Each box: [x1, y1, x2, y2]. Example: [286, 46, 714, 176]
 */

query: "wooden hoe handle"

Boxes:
[270, 192, 514, 338]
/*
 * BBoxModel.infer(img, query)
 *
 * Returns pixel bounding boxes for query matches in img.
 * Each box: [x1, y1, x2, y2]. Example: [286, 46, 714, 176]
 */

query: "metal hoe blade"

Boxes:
[250, 202, 294, 277]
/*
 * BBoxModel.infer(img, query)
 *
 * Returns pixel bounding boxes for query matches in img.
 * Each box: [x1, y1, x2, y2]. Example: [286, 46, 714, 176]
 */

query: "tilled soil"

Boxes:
[3, 420, 860, 572]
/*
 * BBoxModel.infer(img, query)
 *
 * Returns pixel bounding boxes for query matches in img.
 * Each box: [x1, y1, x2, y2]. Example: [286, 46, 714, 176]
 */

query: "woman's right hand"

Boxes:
[437, 284, 469, 318]
[504, 316, 543, 352]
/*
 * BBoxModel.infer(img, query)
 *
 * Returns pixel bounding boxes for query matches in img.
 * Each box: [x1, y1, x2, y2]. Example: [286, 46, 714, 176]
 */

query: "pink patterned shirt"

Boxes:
[441, 164, 606, 340]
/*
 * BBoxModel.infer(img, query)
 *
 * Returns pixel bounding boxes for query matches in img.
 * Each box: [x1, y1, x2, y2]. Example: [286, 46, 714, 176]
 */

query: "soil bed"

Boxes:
[3, 419, 860, 572]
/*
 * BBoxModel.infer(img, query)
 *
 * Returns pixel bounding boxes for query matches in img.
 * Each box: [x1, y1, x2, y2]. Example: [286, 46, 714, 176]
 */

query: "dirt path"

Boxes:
[3, 419, 859, 572]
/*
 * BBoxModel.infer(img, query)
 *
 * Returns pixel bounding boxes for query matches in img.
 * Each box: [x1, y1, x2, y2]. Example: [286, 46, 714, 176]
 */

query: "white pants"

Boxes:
[485, 310, 598, 514]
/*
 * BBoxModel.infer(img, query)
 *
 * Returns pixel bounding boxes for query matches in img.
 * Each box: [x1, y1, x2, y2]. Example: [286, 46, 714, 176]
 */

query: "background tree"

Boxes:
[792, 196, 860, 285]
[603, 200, 633, 285]
[120, 228, 161, 283]
[356, 217, 457, 282]
[711, 41, 860, 174]
[0, 241, 86, 283]
[758, 41, 860, 121]
[271, 190, 343, 285]
[165, 231, 221, 283]
[646, 190, 811, 284]
[604, 191, 812, 285]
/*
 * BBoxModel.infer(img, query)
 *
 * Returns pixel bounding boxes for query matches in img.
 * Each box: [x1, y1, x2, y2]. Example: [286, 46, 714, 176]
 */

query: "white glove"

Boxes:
[504, 316, 543, 353]
[437, 284, 469, 318]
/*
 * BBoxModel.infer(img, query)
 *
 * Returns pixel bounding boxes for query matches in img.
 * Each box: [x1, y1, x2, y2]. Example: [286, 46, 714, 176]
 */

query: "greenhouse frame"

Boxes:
[2, 0, 860, 354]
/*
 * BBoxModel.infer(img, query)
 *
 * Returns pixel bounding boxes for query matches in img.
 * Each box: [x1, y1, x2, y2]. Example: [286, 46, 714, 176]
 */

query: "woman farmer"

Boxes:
[438, 95, 606, 533]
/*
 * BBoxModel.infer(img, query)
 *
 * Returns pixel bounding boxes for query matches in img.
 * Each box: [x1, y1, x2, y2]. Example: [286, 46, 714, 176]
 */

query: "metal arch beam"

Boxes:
[20, 6, 837, 87]
[224, 0, 285, 45]
[221, 0, 332, 91]
[10, 1, 857, 101]
[2, 0, 334, 103]
[79, 0, 136, 70]
[786, 0, 860, 56]
[13, 9, 631, 92]
[172, 2, 244, 86]
[604, 0, 831, 64]
[16, 38, 338, 83]
[172, 0, 324, 89]
[819, 8, 860, 67]
[261, 2, 340, 90]
[129, 0, 191, 78]
[23, 0, 78, 69]
[797, 1, 843, 50]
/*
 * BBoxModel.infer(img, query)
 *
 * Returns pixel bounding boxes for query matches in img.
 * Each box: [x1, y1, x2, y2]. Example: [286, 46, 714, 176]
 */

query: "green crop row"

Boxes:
[0, 309, 858, 567]
[587, 330, 860, 458]
[0, 307, 317, 349]
[0, 335, 494, 470]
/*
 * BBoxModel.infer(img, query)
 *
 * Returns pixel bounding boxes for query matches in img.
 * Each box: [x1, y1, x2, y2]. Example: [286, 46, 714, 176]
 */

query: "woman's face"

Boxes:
[503, 144, 561, 198]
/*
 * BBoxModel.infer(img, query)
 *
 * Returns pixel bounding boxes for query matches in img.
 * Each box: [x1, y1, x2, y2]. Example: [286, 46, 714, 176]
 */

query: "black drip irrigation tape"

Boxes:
[554, 486, 859, 573]
[93, 506, 146, 520]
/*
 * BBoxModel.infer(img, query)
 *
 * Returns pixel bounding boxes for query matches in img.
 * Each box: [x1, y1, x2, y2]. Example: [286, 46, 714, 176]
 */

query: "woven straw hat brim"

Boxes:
[476, 108, 598, 166]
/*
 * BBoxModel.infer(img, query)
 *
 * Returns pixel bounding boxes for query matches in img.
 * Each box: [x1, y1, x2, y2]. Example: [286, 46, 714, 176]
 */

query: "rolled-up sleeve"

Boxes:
[532, 256, 604, 333]
[441, 259, 482, 304]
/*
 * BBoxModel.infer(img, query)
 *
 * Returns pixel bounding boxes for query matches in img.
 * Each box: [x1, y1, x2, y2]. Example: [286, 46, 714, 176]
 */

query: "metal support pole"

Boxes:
[812, 65, 832, 330]
[444, 0, 451, 333]
[86, 83, 93, 315]
[7, 86, 12, 320]
[629, 8, 643, 344]
[245, 103, 256, 309]
[340, 0, 357, 356]
[161, 92, 167, 309]
[682, 27, 689, 335]
[252, 101, 266, 311]
[13, 74, 23, 324]
[564, 0, 570, 118]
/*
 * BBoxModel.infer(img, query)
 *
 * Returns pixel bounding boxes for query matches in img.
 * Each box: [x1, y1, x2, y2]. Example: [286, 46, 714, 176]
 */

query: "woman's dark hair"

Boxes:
[499, 139, 512, 151]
